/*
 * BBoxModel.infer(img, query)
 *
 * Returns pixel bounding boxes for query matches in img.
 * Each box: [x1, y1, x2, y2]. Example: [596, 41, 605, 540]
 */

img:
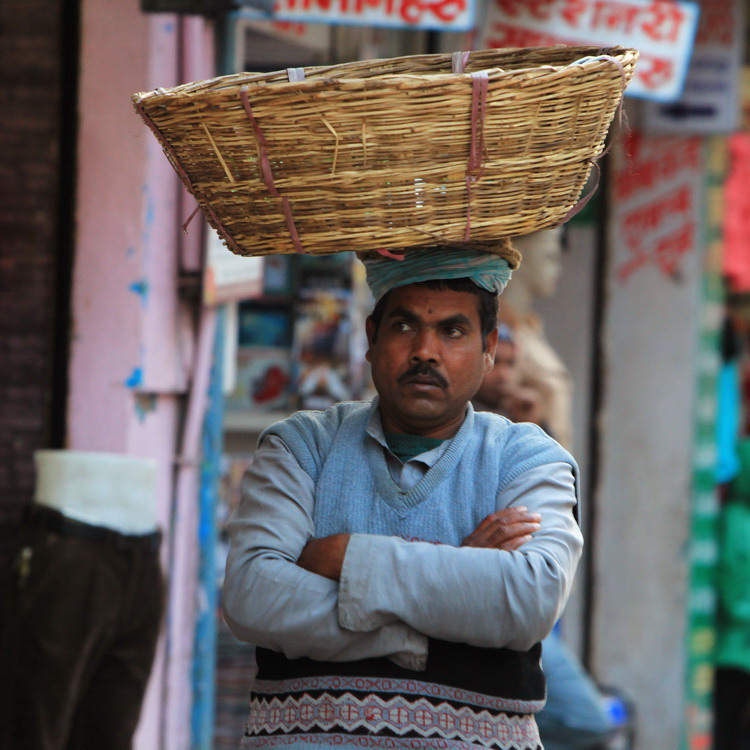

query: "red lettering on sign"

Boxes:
[590, 0, 641, 34]
[560, 0, 589, 26]
[616, 140, 701, 201]
[282, 0, 464, 21]
[271, 20, 309, 35]
[637, 55, 675, 91]
[641, 0, 687, 43]
[355, 0, 392, 15]
[486, 21, 565, 48]
[621, 185, 691, 233]
[617, 219, 695, 282]
[655, 221, 695, 276]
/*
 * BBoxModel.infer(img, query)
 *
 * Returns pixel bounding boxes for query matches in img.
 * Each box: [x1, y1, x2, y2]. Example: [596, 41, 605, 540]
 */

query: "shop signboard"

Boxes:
[203, 229, 264, 305]
[610, 129, 703, 285]
[476, 0, 701, 102]
[238, 0, 476, 31]
[644, 0, 744, 134]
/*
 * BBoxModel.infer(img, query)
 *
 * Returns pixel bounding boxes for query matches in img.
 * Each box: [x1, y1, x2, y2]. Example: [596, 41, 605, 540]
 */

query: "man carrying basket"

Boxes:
[133, 43, 637, 749]
[224, 241, 583, 749]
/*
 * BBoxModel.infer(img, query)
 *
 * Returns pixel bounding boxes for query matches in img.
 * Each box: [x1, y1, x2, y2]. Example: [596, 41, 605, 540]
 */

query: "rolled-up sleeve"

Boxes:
[222, 434, 428, 669]
[338, 462, 582, 651]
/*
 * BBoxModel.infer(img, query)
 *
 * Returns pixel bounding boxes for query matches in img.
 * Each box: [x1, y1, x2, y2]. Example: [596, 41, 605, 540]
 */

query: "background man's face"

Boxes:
[366, 284, 496, 436]
[475, 340, 520, 407]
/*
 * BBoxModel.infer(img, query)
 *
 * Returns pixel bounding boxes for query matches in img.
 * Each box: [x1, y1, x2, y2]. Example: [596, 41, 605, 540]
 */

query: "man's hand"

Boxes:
[462, 507, 541, 551]
[297, 534, 351, 581]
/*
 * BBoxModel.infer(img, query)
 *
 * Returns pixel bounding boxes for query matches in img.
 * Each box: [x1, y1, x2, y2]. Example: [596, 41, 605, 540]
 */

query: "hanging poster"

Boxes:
[226, 346, 292, 412]
[644, 0, 744, 134]
[610, 129, 704, 284]
[477, 0, 701, 102]
[292, 292, 352, 411]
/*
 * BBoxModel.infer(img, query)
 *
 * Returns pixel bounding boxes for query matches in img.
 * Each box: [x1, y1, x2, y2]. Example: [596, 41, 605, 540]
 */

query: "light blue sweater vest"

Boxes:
[263, 399, 579, 544]
[250, 400, 580, 748]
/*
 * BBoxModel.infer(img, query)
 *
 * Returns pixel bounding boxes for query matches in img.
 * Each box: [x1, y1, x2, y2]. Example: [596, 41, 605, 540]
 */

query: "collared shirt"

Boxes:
[365, 404, 451, 491]
[223, 407, 582, 673]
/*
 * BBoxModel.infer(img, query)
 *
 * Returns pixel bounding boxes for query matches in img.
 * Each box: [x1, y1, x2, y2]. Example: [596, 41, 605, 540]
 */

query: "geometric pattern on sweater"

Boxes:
[242, 735, 542, 749]
[251, 676, 545, 715]
[244, 692, 542, 749]
[254, 640, 546, 709]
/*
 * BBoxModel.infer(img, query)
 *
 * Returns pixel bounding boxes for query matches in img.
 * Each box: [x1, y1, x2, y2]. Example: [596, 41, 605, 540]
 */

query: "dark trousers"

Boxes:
[0, 513, 164, 750]
[715, 667, 750, 750]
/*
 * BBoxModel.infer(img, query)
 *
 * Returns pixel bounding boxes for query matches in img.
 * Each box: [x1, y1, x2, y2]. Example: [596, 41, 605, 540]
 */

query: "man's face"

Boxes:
[366, 284, 497, 438]
[475, 340, 520, 408]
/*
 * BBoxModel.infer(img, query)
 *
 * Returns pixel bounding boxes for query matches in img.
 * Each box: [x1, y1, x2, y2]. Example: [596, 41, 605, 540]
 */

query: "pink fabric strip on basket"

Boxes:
[464, 71, 489, 242]
[135, 101, 244, 255]
[375, 248, 406, 261]
[182, 203, 201, 234]
[239, 87, 306, 254]
[452, 51, 471, 74]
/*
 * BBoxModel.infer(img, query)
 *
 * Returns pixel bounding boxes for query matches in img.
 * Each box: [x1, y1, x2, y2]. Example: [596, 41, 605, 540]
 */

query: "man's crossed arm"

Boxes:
[223, 434, 582, 669]
[297, 506, 543, 581]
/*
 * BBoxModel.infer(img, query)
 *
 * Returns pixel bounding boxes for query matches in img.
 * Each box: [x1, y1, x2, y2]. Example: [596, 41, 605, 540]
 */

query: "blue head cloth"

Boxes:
[359, 245, 518, 301]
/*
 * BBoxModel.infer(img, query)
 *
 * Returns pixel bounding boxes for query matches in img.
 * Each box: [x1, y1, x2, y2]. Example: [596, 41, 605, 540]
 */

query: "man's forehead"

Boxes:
[382, 284, 481, 321]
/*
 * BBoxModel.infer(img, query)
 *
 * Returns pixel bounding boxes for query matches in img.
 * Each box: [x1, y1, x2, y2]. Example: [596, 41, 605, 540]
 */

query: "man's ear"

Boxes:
[484, 327, 498, 374]
[365, 316, 375, 363]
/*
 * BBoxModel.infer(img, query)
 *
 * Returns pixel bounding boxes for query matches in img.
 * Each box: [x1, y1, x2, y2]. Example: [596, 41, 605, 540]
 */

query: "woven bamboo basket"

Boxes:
[134, 46, 638, 257]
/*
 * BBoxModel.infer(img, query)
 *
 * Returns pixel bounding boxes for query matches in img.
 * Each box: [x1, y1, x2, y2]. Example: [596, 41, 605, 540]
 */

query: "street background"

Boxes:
[2, 0, 749, 748]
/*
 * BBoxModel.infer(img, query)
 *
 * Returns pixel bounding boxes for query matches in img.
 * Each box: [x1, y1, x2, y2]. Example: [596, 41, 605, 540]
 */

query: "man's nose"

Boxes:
[410, 328, 440, 363]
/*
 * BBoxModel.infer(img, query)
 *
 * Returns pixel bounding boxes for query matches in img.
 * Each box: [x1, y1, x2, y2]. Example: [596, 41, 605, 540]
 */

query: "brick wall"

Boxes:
[0, 0, 70, 561]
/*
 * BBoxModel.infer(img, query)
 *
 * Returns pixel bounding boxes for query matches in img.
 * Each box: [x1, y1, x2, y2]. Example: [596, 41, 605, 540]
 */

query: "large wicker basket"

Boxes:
[134, 46, 638, 257]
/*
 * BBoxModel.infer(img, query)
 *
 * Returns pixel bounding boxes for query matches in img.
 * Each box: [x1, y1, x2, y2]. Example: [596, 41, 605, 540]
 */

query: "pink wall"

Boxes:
[70, 2, 214, 747]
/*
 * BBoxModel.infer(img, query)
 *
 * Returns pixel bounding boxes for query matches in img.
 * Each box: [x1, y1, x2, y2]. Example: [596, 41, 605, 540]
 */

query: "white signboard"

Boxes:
[478, 0, 701, 102]
[268, 0, 476, 30]
[204, 229, 264, 306]
[643, 0, 744, 134]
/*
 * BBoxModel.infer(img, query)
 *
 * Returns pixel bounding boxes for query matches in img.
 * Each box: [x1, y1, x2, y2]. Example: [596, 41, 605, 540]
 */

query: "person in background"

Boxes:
[474, 323, 545, 427]
[474, 324, 613, 750]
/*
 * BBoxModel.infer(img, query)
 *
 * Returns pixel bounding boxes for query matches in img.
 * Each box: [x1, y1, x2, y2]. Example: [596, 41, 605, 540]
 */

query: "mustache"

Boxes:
[397, 362, 448, 389]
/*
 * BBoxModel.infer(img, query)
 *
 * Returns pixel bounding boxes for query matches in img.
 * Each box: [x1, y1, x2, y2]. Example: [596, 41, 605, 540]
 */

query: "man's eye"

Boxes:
[445, 327, 465, 338]
[393, 321, 413, 332]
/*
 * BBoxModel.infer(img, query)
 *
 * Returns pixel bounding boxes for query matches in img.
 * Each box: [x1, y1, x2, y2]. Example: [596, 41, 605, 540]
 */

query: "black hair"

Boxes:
[368, 278, 498, 351]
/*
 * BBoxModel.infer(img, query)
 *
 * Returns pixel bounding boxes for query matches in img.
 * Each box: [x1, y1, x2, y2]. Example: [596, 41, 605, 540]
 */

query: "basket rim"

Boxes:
[133, 45, 638, 105]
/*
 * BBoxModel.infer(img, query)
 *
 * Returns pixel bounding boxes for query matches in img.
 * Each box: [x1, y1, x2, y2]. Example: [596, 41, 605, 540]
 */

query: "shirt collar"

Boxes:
[365, 396, 466, 467]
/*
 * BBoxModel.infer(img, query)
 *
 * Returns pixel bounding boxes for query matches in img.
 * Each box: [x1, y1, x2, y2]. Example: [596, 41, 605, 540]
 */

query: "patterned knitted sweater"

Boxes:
[243, 400, 578, 749]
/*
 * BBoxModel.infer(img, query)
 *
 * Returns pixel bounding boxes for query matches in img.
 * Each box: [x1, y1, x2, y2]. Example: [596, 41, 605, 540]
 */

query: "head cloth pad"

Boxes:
[358, 241, 520, 301]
